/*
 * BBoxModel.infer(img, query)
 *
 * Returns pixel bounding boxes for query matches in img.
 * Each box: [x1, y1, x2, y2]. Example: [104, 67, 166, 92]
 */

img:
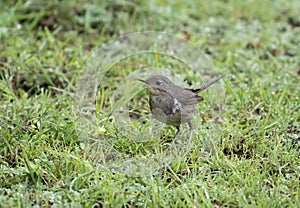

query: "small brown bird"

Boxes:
[139, 74, 224, 150]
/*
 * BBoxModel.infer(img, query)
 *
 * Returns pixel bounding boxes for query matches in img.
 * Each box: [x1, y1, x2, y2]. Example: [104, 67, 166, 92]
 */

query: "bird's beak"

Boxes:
[138, 78, 147, 84]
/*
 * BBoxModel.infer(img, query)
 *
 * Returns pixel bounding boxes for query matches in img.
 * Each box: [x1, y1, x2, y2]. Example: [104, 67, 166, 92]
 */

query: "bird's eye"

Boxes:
[156, 81, 162, 85]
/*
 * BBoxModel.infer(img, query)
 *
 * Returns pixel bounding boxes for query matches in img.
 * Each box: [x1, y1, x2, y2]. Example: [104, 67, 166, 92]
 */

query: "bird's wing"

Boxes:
[171, 87, 204, 106]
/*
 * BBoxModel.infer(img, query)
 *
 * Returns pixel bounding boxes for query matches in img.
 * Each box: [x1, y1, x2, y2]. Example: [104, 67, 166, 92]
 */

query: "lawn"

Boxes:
[0, 0, 299, 207]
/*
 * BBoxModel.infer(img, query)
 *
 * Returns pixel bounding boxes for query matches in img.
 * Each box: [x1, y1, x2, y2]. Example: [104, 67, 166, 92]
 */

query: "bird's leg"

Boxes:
[187, 121, 194, 149]
[174, 126, 181, 139]
[167, 126, 180, 151]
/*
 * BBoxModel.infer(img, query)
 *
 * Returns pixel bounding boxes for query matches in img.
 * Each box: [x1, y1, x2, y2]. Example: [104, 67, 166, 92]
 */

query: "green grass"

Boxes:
[1, 0, 299, 207]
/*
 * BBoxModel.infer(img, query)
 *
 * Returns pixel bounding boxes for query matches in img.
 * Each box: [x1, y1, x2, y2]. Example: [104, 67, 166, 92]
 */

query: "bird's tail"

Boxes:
[187, 74, 226, 94]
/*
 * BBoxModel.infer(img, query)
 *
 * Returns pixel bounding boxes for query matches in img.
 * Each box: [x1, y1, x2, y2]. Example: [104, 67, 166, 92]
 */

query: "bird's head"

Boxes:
[138, 75, 173, 95]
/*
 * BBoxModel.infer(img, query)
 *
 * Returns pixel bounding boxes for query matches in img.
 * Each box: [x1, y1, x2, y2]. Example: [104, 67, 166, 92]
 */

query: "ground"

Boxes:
[0, 0, 299, 207]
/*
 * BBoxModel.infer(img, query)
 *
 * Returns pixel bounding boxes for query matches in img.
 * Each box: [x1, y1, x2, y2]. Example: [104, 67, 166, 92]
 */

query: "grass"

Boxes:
[0, 0, 299, 207]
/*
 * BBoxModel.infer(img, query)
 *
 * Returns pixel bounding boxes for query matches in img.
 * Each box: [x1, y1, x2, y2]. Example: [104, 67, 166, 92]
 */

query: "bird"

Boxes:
[138, 74, 224, 150]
